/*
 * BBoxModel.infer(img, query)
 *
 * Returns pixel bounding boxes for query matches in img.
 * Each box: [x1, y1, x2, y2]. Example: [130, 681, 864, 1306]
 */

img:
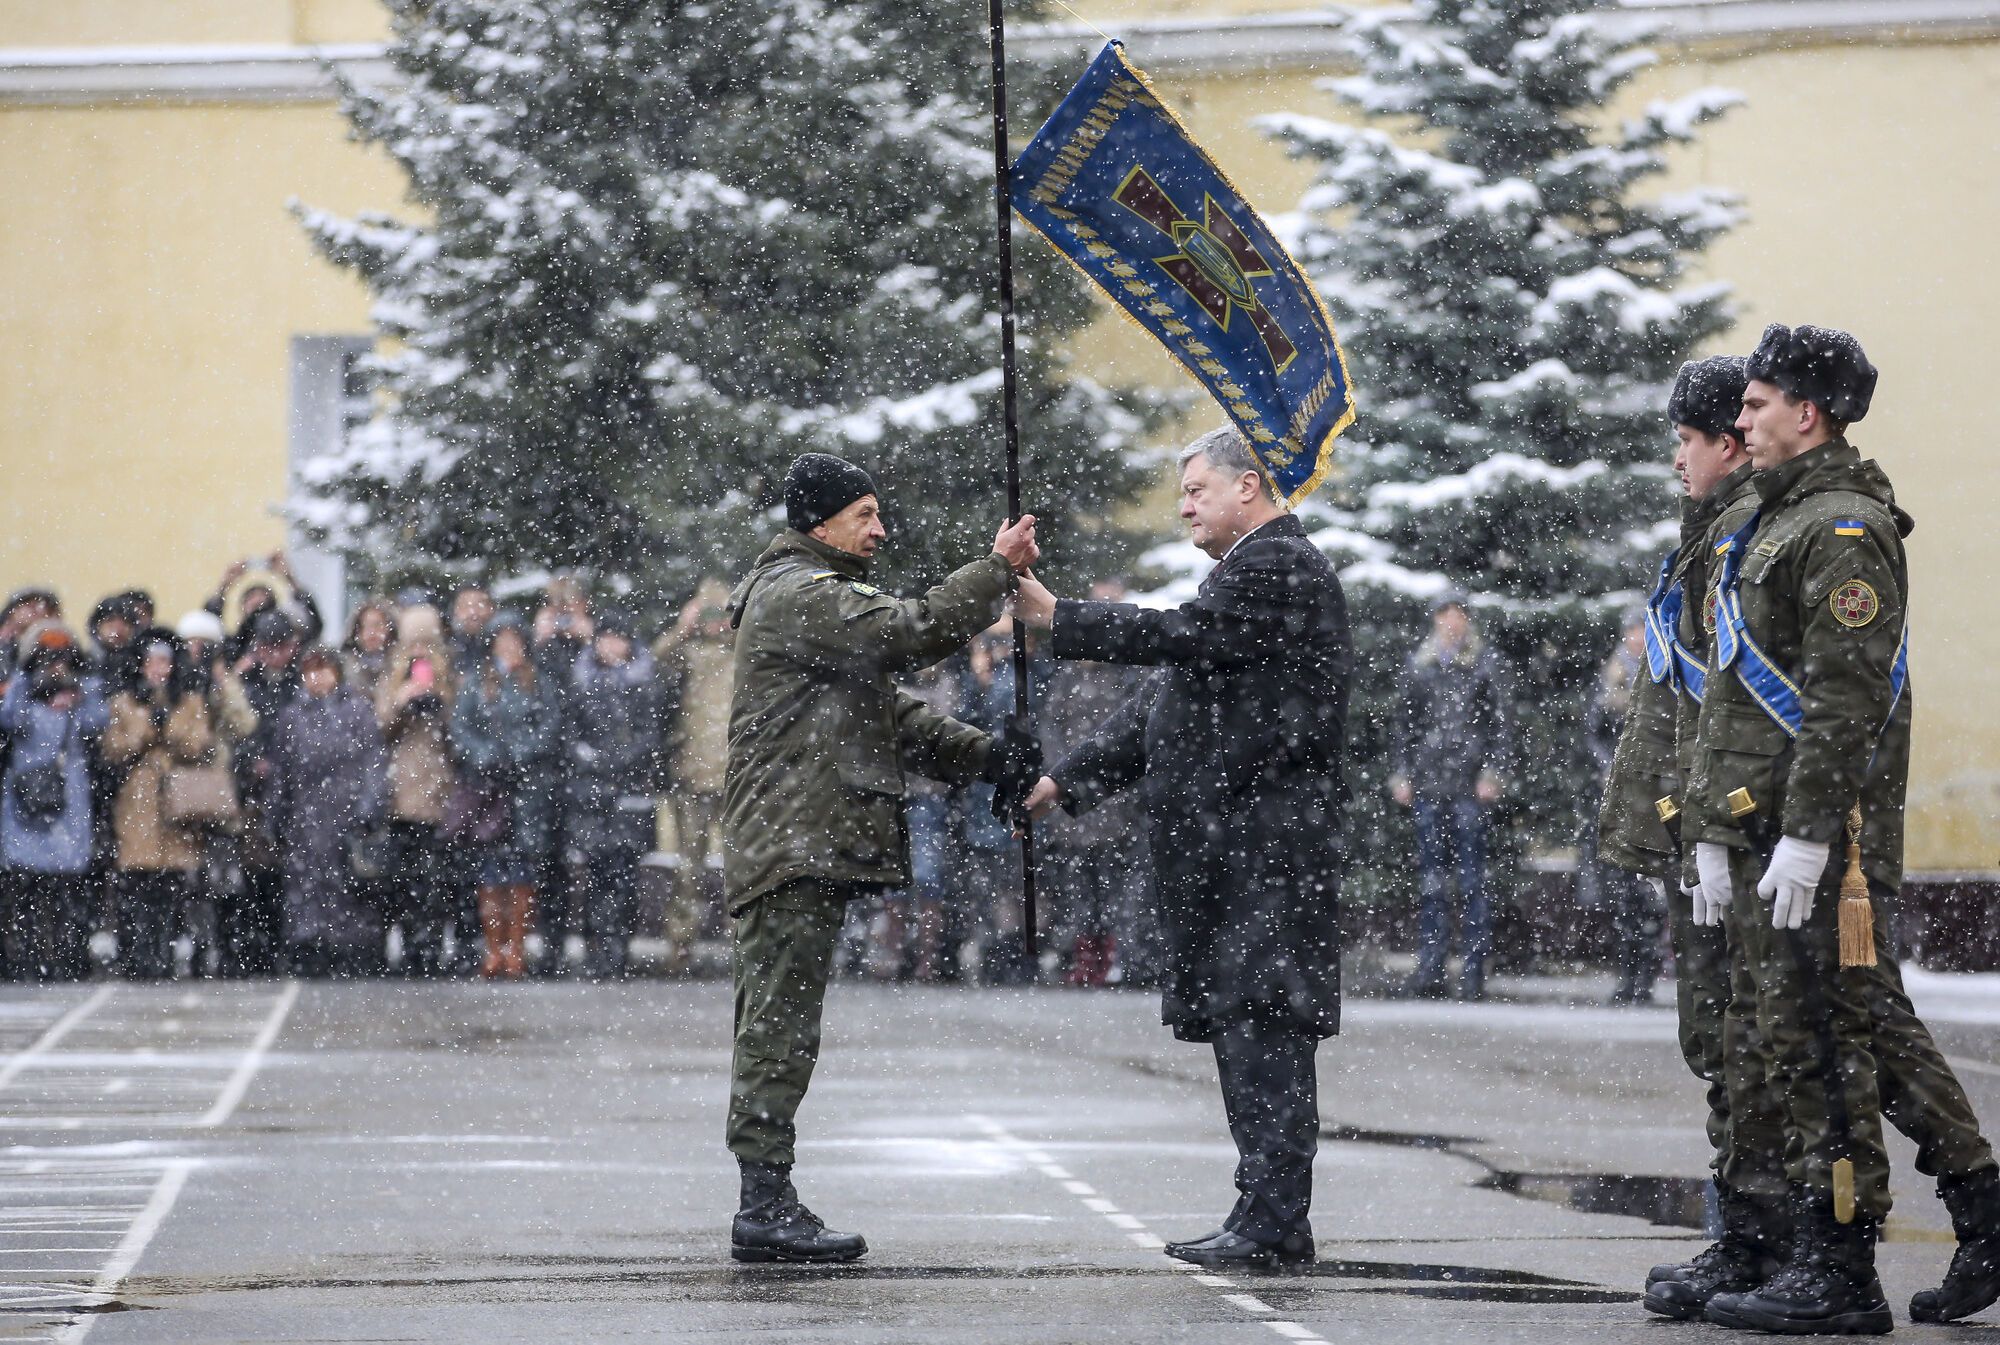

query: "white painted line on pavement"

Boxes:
[198, 981, 299, 1127]
[0, 989, 116, 1089]
[51, 1159, 193, 1345]
[966, 1114, 1332, 1345]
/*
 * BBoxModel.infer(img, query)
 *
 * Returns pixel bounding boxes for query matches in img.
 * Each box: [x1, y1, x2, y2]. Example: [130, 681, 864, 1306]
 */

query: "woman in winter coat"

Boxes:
[449, 615, 560, 977]
[340, 600, 398, 703]
[269, 647, 388, 977]
[101, 633, 234, 976]
[0, 631, 109, 980]
[375, 604, 456, 974]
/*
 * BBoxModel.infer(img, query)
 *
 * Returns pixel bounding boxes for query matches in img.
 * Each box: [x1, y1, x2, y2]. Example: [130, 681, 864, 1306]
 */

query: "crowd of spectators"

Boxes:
[0, 558, 1164, 986]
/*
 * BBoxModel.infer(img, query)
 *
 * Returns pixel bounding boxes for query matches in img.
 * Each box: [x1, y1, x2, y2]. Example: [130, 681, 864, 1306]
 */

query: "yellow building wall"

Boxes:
[2, 7, 1996, 868]
[0, 100, 399, 624]
[0, 0, 389, 48]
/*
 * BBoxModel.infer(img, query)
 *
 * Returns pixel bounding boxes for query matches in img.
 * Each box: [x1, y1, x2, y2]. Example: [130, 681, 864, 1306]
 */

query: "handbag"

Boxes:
[440, 781, 512, 846]
[162, 764, 242, 831]
[9, 719, 72, 824]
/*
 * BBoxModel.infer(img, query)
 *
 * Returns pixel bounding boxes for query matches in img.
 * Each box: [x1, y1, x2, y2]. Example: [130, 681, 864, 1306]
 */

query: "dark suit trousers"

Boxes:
[1214, 1017, 1319, 1245]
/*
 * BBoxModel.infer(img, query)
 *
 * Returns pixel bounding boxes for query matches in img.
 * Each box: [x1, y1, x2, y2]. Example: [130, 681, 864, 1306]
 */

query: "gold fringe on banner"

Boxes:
[1838, 804, 1876, 968]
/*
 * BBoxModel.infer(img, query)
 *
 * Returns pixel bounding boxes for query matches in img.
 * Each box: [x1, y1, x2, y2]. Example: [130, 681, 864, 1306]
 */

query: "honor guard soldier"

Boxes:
[722, 453, 1042, 1263]
[1603, 357, 1795, 1318]
[1684, 325, 2000, 1333]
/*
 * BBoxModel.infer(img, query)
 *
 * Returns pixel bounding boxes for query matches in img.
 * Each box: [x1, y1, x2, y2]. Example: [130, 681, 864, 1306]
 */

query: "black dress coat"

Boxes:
[1049, 513, 1350, 1041]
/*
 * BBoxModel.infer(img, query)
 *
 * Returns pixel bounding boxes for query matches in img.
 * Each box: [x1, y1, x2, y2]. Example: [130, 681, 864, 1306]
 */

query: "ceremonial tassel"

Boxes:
[1837, 803, 1876, 969]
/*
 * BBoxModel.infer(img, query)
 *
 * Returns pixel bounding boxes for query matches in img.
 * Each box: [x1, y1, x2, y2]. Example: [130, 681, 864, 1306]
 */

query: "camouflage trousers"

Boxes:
[726, 879, 856, 1167]
[1725, 847, 1994, 1221]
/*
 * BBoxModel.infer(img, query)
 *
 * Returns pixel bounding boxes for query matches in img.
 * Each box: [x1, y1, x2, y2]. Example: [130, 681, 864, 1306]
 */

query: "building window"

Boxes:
[287, 335, 372, 635]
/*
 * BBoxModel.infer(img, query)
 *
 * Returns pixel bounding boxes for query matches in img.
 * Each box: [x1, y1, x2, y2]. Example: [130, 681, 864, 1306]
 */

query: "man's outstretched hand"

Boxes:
[1022, 775, 1062, 822]
[1010, 571, 1057, 630]
[993, 515, 1039, 573]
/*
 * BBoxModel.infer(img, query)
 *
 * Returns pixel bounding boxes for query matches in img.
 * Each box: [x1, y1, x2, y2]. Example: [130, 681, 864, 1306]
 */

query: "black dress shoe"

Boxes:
[1165, 1230, 1313, 1271]
[1164, 1227, 1232, 1256]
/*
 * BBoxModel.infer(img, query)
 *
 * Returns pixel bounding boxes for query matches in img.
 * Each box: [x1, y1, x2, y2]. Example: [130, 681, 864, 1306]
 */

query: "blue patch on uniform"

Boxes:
[1833, 518, 1866, 537]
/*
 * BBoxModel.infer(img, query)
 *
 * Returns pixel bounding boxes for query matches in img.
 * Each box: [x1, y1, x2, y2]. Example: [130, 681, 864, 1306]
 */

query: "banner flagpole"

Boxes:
[986, 0, 1036, 960]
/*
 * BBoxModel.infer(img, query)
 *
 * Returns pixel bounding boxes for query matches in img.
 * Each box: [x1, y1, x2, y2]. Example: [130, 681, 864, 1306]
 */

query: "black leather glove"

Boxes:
[985, 713, 1043, 821]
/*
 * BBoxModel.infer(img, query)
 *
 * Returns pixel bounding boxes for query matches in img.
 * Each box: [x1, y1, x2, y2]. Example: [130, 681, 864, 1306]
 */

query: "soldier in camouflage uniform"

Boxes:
[1597, 358, 1798, 1318]
[1685, 326, 2000, 1333]
[722, 453, 1042, 1263]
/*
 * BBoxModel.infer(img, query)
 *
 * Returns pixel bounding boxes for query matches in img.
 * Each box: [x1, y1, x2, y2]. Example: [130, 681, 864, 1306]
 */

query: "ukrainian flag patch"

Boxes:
[1833, 518, 1867, 537]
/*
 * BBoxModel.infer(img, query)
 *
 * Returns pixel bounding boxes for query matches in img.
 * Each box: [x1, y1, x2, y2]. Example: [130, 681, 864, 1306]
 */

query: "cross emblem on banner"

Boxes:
[1112, 166, 1298, 373]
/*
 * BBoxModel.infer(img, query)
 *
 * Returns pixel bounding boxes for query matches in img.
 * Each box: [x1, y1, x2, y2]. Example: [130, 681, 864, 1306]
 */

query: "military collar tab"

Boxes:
[773, 529, 870, 580]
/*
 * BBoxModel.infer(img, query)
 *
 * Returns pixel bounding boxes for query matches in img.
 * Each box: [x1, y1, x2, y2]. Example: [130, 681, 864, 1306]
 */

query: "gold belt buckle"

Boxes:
[1726, 788, 1756, 818]
[1654, 796, 1680, 824]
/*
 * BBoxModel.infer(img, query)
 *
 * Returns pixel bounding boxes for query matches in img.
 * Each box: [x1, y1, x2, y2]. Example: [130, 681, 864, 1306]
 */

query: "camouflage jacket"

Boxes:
[1595, 468, 1755, 877]
[1684, 441, 1913, 892]
[721, 530, 1007, 911]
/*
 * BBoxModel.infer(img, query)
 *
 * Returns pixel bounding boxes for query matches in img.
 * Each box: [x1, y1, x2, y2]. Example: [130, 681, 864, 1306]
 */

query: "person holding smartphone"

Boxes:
[375, 605, 457, 975]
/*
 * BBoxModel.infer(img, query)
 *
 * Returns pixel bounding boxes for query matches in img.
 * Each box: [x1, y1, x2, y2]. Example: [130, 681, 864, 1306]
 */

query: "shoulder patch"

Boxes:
[1754, 540, 1782, 558]
[808, 570, 838, 580]
[1829, 579, 1880, 628]
[1832, 518, 1867, 538]
[848, 582, 884, 598]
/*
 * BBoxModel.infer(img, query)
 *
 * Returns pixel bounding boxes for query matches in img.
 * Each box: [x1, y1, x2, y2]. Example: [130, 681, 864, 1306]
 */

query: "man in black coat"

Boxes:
[1014, 426, 1350, 1271]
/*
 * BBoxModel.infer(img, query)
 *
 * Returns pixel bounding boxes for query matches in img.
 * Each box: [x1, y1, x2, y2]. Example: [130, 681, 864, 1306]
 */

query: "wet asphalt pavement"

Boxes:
[4, 970, 2000, 1342]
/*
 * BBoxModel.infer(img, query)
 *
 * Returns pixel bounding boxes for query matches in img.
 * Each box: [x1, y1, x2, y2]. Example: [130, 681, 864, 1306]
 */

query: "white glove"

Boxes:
[1758, 836, 1832, 930]
[1693, 843, 1734, 927]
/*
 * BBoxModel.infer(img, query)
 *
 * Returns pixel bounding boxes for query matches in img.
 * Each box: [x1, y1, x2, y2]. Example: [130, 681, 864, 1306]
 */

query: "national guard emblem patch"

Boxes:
[1830, 579, 1880, 628]
[849, 582, 884, 598]
[1705, 586, 1720, 634]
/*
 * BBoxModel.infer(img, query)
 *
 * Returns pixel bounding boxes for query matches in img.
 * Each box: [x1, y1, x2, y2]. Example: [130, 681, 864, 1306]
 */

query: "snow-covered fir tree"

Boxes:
[295, 0, 1157, 602]
[1260, 0, 1743, 897]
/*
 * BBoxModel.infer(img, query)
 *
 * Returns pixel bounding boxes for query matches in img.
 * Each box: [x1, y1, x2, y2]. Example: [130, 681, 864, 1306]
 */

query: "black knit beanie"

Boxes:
[784, 454, 877, 533]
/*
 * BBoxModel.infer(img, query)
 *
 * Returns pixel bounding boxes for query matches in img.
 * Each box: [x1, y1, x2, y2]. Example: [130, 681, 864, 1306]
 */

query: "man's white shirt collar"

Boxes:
[1222, 515, 1283, 561]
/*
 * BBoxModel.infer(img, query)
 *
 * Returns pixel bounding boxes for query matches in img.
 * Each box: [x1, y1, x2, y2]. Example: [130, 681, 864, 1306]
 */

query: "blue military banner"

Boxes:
[1011, 41, 1356, 506]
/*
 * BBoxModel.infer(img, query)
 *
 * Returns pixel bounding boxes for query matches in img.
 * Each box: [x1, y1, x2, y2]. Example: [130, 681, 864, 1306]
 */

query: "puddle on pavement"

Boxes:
[1476, 1170, 1708, 1230]
[1321, 1121, 1707, 1234]
[1323, 1124, 1481, 1151]
[1269, 1259, 1637, 1304]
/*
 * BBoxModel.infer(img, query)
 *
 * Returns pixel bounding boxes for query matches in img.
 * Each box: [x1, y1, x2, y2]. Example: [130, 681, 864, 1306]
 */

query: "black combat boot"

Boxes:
[1709, 1195, 1892, 1335]
[1911, 1166, 2000, 1323]
[1644, 1187, 1789, 1318]
[730, 1161, 867, 1264]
